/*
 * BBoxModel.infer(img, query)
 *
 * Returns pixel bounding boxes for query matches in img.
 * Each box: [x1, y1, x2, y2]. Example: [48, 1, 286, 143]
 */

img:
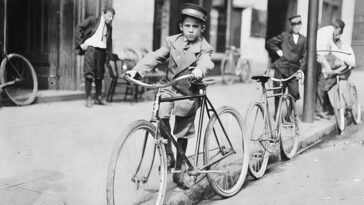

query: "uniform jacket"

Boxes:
[266, 32, 306, 77]
[134, 34, 214, 116]
[75, 16, 112, 56]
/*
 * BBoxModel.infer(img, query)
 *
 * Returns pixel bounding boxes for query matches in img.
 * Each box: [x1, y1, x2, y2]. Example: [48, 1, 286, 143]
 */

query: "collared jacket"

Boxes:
[75, 16, 112, 56]
[134, 34, 214, 116]
[266, 31, 306, 77]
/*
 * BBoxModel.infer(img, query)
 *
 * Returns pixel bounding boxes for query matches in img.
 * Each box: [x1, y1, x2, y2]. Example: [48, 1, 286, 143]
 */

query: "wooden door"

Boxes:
[7, 0, 59, 89]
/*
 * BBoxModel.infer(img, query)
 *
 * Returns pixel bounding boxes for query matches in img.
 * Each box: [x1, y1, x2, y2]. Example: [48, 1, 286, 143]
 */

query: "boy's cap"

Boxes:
[288, 15, 301, 22]
[181, 3, 208, 22]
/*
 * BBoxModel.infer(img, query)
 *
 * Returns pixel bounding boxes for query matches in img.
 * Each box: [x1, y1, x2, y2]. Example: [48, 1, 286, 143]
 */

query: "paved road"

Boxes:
[202, 122, 364, 205]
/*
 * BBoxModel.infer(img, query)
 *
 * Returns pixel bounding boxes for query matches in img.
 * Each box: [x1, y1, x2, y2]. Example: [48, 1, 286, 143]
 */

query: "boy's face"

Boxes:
[104, 11, 114, 24]
[179, 16, 205, 42]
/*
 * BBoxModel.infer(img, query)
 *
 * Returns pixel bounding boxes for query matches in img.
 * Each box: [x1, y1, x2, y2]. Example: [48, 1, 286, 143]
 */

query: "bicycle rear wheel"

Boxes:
[221, 57, 235, 85]
[0, 53, 38, 105]
[236, 58, 251, 83]
[203, 106, 249, 197]
[349, 84, 361, 124]
[107, 120, 167, 205]
[245, 102, 269, 179]
[278, 95, 298, 160]
[333, 88, 345, 132]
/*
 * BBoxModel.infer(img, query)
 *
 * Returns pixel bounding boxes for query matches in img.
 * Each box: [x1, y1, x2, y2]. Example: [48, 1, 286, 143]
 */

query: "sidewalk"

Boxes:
[0, 70, 363, 205]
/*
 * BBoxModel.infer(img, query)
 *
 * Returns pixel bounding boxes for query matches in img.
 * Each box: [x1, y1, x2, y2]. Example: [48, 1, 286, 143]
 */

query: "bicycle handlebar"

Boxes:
[270, 70, 305, 84]
[316, 50, 352, 55]
[123, 73, 195, 89]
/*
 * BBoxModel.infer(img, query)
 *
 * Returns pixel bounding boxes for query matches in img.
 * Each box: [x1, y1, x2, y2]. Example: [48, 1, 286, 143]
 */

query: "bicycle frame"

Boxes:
[256, 80, 286, 144]
[150, 87, 235, 176]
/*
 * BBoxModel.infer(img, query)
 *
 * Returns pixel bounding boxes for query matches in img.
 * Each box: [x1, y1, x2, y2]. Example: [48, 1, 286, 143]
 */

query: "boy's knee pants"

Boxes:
[158, 87, 196, 139]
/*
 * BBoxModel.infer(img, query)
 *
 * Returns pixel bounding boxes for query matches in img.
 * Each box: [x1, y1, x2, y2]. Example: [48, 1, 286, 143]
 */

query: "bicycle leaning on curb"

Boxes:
[106, 71, 249, 205]
[0, 52, 38, 105]
[220, 45, 251, 85]
[245, 70, 304, 179]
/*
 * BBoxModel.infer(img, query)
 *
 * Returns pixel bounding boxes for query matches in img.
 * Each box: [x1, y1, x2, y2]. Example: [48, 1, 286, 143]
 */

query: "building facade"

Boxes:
[0, 0, 361, 91]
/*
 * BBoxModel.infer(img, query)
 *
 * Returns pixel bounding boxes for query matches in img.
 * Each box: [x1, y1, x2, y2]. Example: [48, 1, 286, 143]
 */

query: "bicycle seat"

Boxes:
[251, 75, 270, 83]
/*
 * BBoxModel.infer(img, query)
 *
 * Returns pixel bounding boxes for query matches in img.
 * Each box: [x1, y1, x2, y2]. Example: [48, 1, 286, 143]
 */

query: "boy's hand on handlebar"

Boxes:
[191, 68, 203, 80]
[125, 70, 138, 78]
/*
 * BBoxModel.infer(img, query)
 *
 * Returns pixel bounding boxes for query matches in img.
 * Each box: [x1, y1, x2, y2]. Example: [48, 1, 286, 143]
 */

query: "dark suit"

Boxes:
[75, 16, 113, 99]
[75, 16, 112, 56]
[266, 31, 306, 101]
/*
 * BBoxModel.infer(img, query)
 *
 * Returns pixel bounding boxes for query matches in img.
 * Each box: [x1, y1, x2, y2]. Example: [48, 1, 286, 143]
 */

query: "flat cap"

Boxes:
[288, 15, 301, 21]
[181, 3, 208, 22]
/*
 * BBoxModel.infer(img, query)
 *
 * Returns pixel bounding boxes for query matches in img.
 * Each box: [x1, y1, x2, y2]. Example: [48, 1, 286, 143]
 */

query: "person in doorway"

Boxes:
[75, 7, 115, 107]
[315, 19, 346, 119]
[266, 15, 307, 113]
[126, 3, 214, 189]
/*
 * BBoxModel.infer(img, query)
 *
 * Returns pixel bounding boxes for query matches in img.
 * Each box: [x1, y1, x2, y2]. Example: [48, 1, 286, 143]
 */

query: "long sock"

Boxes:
[95, 79, 103, 98]
[175, 138, 188, 170]
[85, 78, 93, 98]
[160, 119, 173, 156]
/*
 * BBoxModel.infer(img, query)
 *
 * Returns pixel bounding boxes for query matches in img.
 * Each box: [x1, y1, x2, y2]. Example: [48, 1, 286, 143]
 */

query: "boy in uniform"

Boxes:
[127, 3, 214, 189]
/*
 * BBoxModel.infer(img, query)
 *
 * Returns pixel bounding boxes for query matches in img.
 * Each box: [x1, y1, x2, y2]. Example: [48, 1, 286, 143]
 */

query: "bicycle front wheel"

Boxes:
[107, 120, 167, 205]
[203, 106, 249, 197]
[236, 58, 251, 83]
[245, 102, 269, 179]
[0, 53, 38, 105]
[278, 95, 299, 160]
[221, 57, 235, 85]
[333, 88, 345, 132]
[349, 84, 361, 124]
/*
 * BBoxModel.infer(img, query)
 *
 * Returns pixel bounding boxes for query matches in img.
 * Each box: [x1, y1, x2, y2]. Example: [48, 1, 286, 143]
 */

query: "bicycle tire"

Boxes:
[0, 53, 38, 105]
[203, 106, 249, 197]
[221, 56, 235, 85]
[349, 84, 361, 124]
[245, 102, 269, 179]
[333, 89, 345, 132]
[278, 95, 299, 160]
[106, 120, 167, 205]
[236, 58, 251, 83]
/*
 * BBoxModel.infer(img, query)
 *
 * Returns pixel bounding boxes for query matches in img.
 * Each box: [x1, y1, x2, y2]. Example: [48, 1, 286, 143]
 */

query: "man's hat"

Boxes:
[288, 15, 301, 22]
[181, 3, 208, 22]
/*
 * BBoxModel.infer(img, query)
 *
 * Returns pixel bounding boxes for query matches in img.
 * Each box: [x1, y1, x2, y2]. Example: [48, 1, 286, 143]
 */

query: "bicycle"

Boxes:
[317, 49, 361, 132]
[245, 70, 304, 179]
[0, 53, 38, 105]
[328, 66, 361, 132]
[220, 45, 251, 85]
[106, 73, 249, 205]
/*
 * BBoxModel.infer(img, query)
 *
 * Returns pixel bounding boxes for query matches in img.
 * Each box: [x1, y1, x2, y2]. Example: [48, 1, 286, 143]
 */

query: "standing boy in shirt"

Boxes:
[75, 8, 115, 107]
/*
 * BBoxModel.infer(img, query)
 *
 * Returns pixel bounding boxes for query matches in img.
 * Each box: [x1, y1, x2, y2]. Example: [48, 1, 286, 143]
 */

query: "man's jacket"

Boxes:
[266, 32, 306, 77]
[133, 34, 214, 116]
[75, 16, 112, 55]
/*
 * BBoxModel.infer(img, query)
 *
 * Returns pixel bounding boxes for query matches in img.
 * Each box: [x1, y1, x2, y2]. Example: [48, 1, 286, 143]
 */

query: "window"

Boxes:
[250, 8, 266, 38]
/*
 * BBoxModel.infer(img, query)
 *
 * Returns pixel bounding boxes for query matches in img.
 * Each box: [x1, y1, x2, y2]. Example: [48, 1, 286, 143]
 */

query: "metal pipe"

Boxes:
[302, 0, 319, 123]
[225, 0, 232, 49]
[3, 0, 7, 55]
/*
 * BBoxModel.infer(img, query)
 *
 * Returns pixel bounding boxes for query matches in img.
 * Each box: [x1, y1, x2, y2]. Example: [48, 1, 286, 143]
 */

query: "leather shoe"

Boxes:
[172, 173, 188, 190]
[315, 112, 330, 119]
[85, 97, 93, 107]
[94, 97, 107, 105]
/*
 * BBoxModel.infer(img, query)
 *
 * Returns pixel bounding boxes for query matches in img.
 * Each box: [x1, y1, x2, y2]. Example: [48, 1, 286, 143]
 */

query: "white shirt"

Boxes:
[293, 33, 299, 44]
[331, 43, 356, 67]
[84, 16, 107, 49]
[316, 25, 336, 63]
